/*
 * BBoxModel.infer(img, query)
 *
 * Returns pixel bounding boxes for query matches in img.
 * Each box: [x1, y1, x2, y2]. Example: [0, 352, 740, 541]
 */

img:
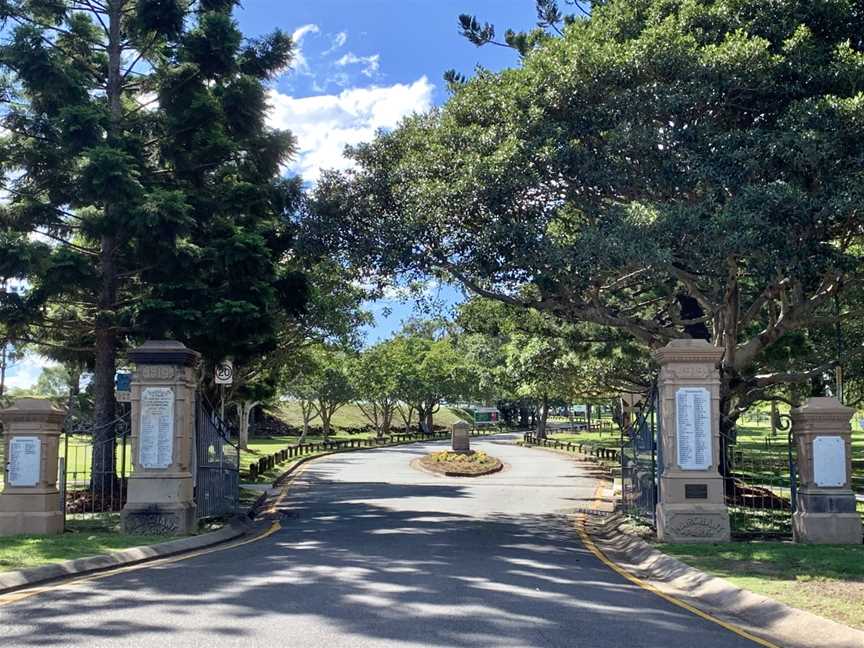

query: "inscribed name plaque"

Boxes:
[139, 387, 175, 469]
[812, 436, 846, 488]
[675, 387, 712, 470]
[7, 436, 41, 487]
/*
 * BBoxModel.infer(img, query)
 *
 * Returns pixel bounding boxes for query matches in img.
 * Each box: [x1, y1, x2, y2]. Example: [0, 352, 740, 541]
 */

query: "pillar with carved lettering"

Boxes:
[0, 398, 66, 536]
[121, 340, 200, 535]
[654, 340, 731, 543]
[791, 397, 862, 544]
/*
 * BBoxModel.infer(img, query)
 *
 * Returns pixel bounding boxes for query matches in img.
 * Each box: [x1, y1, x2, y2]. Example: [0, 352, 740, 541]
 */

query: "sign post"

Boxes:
[215, 360, 233, 420]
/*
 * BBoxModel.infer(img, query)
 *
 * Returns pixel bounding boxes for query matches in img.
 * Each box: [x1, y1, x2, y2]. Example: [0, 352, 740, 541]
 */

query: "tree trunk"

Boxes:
[321, 406, 332, 438]
[382, 407, 392, 437]
[91, 1, 124, 496]
[237, 400, 261, 450]
[537, 395, 549, 439]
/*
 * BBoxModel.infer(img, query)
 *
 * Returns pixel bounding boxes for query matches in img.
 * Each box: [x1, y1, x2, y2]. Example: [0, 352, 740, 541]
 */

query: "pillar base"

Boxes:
[0, 510, 64, 536]
[793, 511, 862, 544]
[121, 502, 196, 536]
[656, 503, 731, 543]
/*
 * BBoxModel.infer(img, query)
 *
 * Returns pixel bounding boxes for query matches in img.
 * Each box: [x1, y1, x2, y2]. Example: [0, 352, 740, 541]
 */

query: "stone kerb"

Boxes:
[121, 340, 200, 536]
[0, 398, 66, 536]
[451, 420, 470, 453]
[791, 397, 863, 544]
[653, 339, 731, 543]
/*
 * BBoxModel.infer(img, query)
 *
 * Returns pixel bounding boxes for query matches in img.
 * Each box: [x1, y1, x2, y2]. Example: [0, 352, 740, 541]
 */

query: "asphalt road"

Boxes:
[0, 436, 760, 648]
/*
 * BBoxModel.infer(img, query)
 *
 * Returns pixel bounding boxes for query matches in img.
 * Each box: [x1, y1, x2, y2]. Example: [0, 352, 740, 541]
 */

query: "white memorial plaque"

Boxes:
[8, 436, 41, 487]
[813, 436, 846, 487]
[139, 387, 175, 469]
[676, 387, 712, 470]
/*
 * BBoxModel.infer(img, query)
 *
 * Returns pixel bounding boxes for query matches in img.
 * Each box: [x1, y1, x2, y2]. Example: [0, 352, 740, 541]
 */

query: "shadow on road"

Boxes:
[1, 470, 759, 648]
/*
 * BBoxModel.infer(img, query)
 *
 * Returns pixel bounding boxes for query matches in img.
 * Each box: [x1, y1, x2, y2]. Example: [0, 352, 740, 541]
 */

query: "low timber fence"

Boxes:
[520, 433, 620, 463]
[245, 427, 501, 480]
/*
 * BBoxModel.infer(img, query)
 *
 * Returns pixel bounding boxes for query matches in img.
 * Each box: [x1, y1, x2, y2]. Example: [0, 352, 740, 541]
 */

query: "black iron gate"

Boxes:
[620, 382, 661, 526]
[722, 413, 797, 539]
[195, 396, 239, 519]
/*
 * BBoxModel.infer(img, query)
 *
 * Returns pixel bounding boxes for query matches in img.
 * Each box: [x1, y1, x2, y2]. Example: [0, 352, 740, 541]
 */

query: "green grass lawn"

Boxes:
[660, 542, 864, 630]
[272, 402, 467, 435]
[0, 520, 166, 573]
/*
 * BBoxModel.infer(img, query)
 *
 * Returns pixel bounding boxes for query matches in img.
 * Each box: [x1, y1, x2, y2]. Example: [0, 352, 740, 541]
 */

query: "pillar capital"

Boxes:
[653, 339, 724, 366]
[127, 340, 200, 367]
[0, 397, 66, 427]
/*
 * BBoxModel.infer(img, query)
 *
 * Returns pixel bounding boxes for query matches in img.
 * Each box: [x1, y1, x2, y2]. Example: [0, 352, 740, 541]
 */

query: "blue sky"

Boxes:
[5, 2, 538, 388]
[238, 1, 539, 345]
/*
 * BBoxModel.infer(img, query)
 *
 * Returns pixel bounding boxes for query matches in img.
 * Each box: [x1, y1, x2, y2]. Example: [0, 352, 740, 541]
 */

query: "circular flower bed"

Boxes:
[419, 450, 503, 477]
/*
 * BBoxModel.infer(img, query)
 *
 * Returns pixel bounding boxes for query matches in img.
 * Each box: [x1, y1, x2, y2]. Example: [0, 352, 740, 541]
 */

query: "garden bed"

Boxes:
[419, 450, 503, 477]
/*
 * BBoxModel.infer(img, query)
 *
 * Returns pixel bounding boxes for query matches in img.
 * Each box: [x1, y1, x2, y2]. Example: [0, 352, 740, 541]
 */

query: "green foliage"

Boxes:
[281, 344, 355, 437]
[0, 0, 309, 475]
[310, 0, 864, 425]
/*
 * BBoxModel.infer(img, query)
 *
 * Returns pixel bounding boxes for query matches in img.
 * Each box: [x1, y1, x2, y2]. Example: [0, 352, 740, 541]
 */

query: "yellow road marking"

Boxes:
[575, 483, 779, 648]
[0, 463, 317, 608]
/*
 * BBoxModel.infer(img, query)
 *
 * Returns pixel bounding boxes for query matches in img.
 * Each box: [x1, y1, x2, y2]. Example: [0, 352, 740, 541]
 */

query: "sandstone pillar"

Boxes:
[0, 398, 65, 535]
[654, 339, 730, 543]
[121, 340, 199, 535]
[792, 397, 862, 544]
[451, 420, 470, 453]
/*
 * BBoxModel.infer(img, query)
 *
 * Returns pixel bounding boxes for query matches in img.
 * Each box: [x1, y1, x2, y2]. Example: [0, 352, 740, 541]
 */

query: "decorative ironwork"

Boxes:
[195, 395, 239, 519]
[60, 404, 132, 529]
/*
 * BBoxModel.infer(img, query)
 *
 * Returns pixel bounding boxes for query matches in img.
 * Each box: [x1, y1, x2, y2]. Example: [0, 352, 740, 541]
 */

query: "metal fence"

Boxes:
[619, 383, 660, 526]
[60, 408, 132, 529]
[195, 396, 240, 519]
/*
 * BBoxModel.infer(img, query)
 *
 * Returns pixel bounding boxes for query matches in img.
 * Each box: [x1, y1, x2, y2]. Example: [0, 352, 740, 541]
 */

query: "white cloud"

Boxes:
[290, 24, 320, 76]
[335, 52, 380, 78]
[4, 353, 55, 390]
[267, 76, 435, 182]
[323, 31, 348, 55]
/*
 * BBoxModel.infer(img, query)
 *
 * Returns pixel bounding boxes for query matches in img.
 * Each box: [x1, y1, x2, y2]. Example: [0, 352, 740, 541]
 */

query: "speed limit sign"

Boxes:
[215, 360, 233, 385]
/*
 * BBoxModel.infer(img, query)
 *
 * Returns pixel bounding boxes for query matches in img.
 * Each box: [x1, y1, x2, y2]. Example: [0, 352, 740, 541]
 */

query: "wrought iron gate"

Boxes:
[620, 382, 661, 525]
[60, 408, 131, 530]
[195, 396, 239, 519]
[722, 414, 797, 539]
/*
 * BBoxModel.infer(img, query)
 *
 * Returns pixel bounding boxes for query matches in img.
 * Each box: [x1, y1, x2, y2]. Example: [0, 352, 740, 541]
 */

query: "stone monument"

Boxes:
[121, 340, 199, 535]
[0, 398, 66, 535]
[791, 397, 863, 544]
[451, 420, 470, 453]
[654, 339, 731, 543]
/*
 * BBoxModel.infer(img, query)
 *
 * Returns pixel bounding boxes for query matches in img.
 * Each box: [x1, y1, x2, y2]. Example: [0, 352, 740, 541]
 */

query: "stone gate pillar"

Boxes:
[0, 398, 65, 535]
[121, 340, 199, 535]
[791, 397, 863, 544]
[654, 339, 731, 543]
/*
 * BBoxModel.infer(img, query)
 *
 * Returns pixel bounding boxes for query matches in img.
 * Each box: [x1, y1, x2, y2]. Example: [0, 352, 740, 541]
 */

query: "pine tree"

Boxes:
[0, 0, 305, 491]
